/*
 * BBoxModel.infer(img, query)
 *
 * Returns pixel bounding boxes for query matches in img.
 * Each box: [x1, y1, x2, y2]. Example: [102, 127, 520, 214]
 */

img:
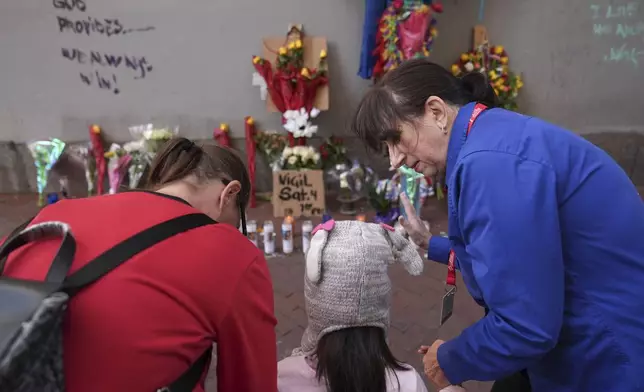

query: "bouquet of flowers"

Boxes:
[28, 138, 66, 206]
[319, 136, 348, 168]
[368, 179, 400, 225]
[251, 25, 329, 147]
[129, 124, 178, 158]
[451, 44, 524, 111]
[254, 130, 288, 171]
[281, 146, 321, 170]
[104, 143, 132, 194]
[123, 139, 148, 189]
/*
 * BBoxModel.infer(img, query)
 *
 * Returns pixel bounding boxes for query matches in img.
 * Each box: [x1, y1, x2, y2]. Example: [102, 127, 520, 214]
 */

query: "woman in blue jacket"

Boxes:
[351, 58, 644, 392]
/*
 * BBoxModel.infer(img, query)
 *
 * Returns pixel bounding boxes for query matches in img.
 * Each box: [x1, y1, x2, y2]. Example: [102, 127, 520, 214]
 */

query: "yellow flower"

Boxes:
[104, 151, 115, 159]
[278, 47, 288, 56]
[494, 46, 504, 55]
[451, 64, 460, 75]
[91, 124, 101, 134]
[319, 49, 327, 59]
[252, 56, 261, 64]
[295, 39, 303, 49]
[287, 41, 296, 50]
[301, 67, 311, 78]
[220, 123, 229, 132]
[246, 117, 254, 125]
[516, 79, 524, 89]
[493, 87, 500, 96]
[500, 56, 509, 65]
[488, 70, 498, 80]
[460, 53, 469, 62]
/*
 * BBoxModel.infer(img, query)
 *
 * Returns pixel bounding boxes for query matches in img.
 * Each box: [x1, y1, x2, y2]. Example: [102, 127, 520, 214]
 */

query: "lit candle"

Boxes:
[356, 213, 367, 222]
[282, 215, 294, 254]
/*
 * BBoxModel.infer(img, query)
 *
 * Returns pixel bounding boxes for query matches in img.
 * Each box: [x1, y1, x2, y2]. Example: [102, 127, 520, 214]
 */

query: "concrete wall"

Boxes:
[1, 0, 642, 193]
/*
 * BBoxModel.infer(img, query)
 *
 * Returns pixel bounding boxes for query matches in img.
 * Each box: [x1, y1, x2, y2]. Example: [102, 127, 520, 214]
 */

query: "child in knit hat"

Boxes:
[277, 219, 466, 392]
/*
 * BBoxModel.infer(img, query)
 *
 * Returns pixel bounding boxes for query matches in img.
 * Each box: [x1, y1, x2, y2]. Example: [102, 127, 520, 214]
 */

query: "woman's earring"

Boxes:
[441, 125, 447, 135]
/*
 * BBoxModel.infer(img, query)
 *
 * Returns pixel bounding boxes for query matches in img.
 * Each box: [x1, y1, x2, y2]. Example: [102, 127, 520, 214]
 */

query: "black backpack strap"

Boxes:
[63, 213, 215, 295]
[63, 213, 216, 392]
[163, 348, 212, 392]
[0, 216, 35, 274]
[0, 218, 77, 286]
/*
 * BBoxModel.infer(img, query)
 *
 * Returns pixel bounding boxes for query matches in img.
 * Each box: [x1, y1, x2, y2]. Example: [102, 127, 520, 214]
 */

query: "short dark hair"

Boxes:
[351, 58, 498, 153]
[145, 137, 251, 210]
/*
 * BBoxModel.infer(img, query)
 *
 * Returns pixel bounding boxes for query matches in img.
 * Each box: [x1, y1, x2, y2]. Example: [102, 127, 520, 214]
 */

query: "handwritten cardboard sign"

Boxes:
[272, 170, 325, 217]
[261, 36, 329, 113]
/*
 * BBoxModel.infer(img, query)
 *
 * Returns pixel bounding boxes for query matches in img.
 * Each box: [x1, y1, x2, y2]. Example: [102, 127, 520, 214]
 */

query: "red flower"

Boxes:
[430, 1, 444, 13]
[392, 0, 403, 9]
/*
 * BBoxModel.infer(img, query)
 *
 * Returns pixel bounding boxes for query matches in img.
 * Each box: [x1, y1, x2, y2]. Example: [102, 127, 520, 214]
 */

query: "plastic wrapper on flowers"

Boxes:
[334, 159, 377, 199]
[28, 139, 66, 206]
[129, 124, 178, 160]
[105, 143, 132, 194]
[368, 179, 399, 225]
[123, 139, 148, 189]
[66, 142, 96, 196]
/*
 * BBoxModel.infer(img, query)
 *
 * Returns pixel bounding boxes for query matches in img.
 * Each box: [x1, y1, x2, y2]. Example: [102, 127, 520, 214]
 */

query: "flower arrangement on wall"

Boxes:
[451, 45, 524, 111]
[369, 0, 444, 80]
[251, 26, 328, 147]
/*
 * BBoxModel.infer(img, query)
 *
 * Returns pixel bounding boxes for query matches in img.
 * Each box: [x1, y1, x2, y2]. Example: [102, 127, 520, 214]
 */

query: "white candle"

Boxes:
[247, 220, 258, 247]
[301, 220, 313, 254]
[263, 221, 275, 255]
[282, 219, 293, 254]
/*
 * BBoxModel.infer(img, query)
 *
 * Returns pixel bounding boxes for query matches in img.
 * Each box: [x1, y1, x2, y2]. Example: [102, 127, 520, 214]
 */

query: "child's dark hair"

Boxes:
[315, 327, 409, 392]
[145, 137, 250, 210]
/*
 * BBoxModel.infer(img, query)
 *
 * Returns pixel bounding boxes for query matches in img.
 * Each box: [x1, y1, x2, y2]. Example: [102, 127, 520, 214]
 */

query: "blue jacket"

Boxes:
[427, 102, 644, 391]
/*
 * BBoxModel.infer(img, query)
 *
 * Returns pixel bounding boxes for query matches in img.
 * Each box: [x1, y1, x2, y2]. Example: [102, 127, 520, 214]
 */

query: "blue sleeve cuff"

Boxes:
[427, 236, 451, 264]
[437, 339, 465, 385]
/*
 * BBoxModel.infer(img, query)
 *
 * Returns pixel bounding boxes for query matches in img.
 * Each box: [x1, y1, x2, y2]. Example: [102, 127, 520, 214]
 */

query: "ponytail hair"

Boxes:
[145, 137, 251, 210]
[460, 71, 499, 108]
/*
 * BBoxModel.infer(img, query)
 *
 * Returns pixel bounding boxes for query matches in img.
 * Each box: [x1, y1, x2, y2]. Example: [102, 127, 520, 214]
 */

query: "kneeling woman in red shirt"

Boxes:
[2, 137, 277, 392]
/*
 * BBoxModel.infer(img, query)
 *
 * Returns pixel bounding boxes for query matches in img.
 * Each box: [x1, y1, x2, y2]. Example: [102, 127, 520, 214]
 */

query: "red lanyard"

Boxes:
[446, 103, 487, 286]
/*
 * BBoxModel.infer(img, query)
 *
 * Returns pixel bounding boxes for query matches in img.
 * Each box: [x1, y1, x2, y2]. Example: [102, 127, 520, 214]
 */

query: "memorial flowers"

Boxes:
[451, 45, 523, 111]
[319, 136, 348, 168]
[251, 26, 328, 146]
[254, 129, 289, 171]
[281, 146, 321, 170]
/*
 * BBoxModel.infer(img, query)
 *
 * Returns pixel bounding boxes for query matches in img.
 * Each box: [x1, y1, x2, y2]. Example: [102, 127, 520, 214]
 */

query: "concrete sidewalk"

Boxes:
[0, 194, 491, 392]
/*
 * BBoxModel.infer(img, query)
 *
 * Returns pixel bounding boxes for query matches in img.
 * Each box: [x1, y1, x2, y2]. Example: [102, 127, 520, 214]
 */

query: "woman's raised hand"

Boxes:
[398, 192, 431, 250]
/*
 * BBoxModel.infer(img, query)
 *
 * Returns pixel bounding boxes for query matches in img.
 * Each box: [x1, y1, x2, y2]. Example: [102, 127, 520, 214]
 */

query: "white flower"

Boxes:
[123, 139, 145, 153]
[464, 62, 474, 72]
[282, 147, 293, 158]
[312, 152, 320, 163]
[310, 108, 321, 118]
[479, 67, 486, 74]
[287, 155, 298, 165]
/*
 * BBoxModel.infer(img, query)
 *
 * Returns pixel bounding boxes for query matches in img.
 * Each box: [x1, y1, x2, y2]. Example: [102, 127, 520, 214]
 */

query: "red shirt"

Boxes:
[3, 191, 277, 392]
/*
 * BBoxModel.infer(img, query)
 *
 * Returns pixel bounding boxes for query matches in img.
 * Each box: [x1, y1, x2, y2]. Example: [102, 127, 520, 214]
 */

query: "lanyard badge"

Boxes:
[438, 103, 486, 327]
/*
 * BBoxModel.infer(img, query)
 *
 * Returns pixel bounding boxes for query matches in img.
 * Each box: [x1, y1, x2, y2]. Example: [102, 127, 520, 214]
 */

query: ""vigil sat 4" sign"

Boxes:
[272, 170, 326, 217]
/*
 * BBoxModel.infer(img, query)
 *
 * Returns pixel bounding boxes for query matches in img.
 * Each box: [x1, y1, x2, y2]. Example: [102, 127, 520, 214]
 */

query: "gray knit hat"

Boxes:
[293, 219, 424, 357]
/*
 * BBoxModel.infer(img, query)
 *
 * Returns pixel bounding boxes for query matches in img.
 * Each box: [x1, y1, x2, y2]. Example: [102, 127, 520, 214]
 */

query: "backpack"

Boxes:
[0, 213, 215, 392]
